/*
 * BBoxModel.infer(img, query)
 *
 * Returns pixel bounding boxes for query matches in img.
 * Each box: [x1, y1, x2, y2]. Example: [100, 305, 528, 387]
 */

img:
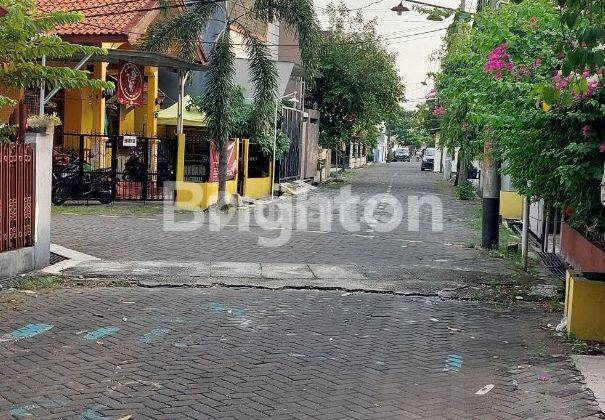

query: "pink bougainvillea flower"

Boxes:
[484, 43, 513, 79]
[532, 58, 541, 68]
[599, 142, 605, 153]
[552, 71, 570, 90]
[581, 124, 590, 139]
[433, 106, 445, 117]
[426, 88, 437, 99]
[551, 69, 600, 100]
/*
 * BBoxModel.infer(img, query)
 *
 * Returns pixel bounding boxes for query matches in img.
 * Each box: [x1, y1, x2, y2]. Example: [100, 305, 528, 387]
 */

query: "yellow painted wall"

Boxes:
[119, 106, 135, 134]
[244, 177, 271, 199]
[500, 191, 523, 220]
[240, 137, 271, 199]
[62, 61, 157, 139]
[64, 88, 94, 135]
[175, 134, 242, 210]
[176, 180, 239, 210]
[565, 271, 605, 341]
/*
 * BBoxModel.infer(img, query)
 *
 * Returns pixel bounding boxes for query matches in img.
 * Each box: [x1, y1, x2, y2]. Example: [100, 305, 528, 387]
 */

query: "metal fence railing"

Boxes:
[0, 142, 35, 253]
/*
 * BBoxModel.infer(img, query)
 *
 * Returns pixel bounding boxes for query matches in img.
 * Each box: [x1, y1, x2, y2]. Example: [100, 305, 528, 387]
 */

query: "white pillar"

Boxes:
[25, 129, 54, 269]
[522, 195, 530, 271]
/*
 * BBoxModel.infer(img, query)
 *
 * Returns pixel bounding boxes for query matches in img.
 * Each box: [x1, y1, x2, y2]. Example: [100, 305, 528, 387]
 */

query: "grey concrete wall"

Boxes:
[0, 246, 35, 278]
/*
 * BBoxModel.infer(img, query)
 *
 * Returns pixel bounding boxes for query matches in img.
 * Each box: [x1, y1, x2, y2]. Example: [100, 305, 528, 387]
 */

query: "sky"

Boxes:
[313, 0, 473, 109]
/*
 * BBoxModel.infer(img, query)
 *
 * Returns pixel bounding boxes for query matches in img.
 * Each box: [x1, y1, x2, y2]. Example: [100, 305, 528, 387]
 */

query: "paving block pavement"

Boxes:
[0, 287, 602, 419]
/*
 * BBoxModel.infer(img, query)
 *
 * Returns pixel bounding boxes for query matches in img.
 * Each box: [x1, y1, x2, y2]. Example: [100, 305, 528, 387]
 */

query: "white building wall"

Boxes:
[267, 21, 280, 60]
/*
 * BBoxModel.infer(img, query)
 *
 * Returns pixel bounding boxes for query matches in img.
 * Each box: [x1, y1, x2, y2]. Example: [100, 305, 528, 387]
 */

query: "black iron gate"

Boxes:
[53, 133, 178, 202]
[277, 107, 302, 181]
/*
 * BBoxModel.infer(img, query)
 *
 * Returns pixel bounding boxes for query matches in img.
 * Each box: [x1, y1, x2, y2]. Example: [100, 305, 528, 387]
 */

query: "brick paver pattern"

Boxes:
[51, 162, 504, 273]
[0, 287, 602, 419]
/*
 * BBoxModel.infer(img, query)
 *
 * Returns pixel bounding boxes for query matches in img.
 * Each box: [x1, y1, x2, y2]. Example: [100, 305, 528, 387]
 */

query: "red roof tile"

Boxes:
[36, 0, 158, 39]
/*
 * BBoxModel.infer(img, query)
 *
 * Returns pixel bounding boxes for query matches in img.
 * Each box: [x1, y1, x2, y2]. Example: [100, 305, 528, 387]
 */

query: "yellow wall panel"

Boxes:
[500, 191, 523, 220]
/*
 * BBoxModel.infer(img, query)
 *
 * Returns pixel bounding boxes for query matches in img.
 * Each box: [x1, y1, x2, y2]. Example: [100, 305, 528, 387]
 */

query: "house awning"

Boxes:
[101, 49, 207, 72]
[157, 95, 207, 127]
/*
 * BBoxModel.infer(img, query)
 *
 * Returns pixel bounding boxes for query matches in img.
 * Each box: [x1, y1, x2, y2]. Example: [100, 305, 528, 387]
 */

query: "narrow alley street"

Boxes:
[51, 162, 507, 273]
[0, 162, 601, 419]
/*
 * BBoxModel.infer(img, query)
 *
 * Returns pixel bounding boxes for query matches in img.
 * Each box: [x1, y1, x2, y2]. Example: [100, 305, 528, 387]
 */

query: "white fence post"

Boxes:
[25, 129, 54, 269]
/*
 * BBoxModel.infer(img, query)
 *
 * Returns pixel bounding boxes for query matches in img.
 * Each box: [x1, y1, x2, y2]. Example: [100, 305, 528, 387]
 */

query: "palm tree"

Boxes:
[140, 0, 319, 208]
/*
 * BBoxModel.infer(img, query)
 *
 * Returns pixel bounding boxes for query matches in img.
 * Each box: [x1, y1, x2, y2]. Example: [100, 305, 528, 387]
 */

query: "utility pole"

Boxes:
[480, 0, 503, 250]
[482, 142, 500, 249]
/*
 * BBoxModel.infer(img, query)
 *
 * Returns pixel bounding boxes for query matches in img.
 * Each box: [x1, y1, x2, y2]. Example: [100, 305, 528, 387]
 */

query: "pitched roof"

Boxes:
[36, 0, 158, 42]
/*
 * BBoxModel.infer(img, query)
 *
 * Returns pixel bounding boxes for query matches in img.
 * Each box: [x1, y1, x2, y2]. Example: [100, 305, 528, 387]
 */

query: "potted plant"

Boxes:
[0, 123, 16, 143]
[26, 113, 62, 134]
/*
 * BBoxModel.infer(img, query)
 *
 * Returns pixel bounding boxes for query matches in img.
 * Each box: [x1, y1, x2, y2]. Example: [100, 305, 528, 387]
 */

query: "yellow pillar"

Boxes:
[90, 62, 108, 168]
[144, 66, 158, 138]
[242, 138, 250, 196]
[234, 139, 240, 188]
[176, 133, 186, 183]
[92, 62, 107, 134]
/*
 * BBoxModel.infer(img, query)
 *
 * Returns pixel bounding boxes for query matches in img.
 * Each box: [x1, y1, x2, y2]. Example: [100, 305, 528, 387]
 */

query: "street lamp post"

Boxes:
[272, 92, 299, 199]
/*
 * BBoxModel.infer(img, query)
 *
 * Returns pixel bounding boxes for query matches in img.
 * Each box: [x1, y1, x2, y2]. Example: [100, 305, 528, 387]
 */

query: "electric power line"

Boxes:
[76, 14, 448, 47]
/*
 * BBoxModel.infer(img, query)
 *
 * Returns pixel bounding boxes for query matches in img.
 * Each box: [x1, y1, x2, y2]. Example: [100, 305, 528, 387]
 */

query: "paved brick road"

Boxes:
[50, 162, 504, 272]
[1, 287, 602, 419]
[4, 162, 599, 419]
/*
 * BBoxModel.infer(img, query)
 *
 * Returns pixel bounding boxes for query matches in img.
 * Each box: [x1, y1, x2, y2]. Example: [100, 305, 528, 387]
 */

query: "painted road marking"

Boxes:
[0, 323, 54, 343]
[84, 326, 120, 341]
[475, 384, 495, 395]
[138, 328, 169, 344]
[10, 403, 38, 417]
[443, 354, 463, 373]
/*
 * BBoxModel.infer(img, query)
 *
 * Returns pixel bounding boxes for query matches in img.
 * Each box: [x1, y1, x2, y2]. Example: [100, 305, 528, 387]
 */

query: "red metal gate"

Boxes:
[0, 143, 35, 253]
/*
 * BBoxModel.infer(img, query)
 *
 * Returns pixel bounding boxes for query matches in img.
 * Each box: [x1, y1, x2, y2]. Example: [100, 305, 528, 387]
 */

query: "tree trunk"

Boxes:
[217, 138, 228, 209]
[458, 149, 468, 184]
[458, 163, 468, 183]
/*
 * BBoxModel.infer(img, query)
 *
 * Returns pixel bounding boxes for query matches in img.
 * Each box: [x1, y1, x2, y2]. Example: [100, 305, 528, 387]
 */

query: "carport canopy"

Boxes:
[157, 95, 207, 128]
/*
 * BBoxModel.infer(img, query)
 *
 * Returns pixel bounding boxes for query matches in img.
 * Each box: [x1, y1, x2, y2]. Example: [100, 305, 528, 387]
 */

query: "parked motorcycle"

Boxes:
[122, 152, 147, 182]
[52, 156, 113, 205]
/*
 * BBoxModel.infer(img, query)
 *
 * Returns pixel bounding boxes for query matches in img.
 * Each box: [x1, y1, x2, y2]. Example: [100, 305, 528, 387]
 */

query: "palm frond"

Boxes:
[204, 30, 235, 146]
[244, 34, 278, 138]
[138, 2, 218, 59]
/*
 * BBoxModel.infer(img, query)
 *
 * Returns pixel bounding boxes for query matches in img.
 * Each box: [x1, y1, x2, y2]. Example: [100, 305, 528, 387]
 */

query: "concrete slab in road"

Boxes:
[261, 263, 315, 279]
[210, 262, 261, 278]
[309, 264, 366, 280]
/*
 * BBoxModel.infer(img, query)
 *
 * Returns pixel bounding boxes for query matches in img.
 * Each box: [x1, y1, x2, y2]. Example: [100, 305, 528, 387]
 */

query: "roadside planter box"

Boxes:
[565, 270, 605, 342]
[561, 221, 605, 273]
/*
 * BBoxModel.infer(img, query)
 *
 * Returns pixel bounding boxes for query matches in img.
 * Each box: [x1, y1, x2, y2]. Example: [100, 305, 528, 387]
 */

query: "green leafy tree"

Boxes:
[386, 107, 426, 150]
[190, 85, 291, 159]
[141, 0, 319, 208]
[434, 0, 604, 231]
[558, 0, 604, 75]
[0, 0, 111, 141]
[410, 101, 438, 148]
[311, 3, 404, 150]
